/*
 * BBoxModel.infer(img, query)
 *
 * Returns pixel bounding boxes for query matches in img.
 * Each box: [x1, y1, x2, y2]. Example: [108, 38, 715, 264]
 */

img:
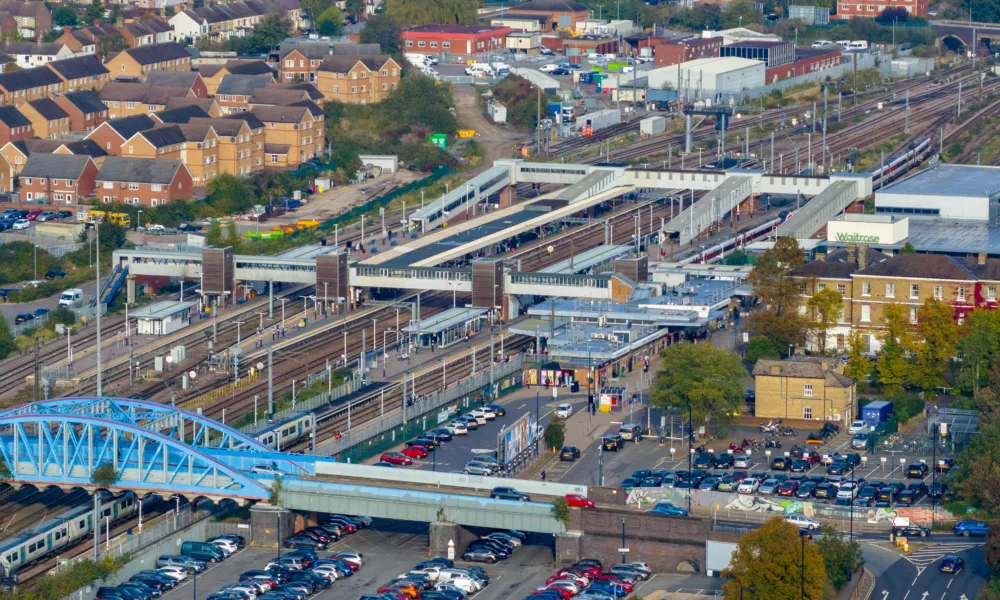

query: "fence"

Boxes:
[319, 166, 454, 231]
[237, 369, 364, 436]
[321, 356, 525, 461]
[59, 507, 252, 600]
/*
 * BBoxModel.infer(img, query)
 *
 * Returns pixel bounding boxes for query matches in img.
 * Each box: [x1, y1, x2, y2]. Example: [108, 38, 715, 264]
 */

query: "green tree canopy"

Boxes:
[316, 5, 345, 36]
[359, 14, 402, 54]
[816, 525, 865, 591]
[650, 343, 747, 425]
[805, 287, 843, 354]
[723, 517, 827, 600]
[84, 0, 105, 24]
[53, 6, 78, 26]
[301, 0, 332, 20]
[746, 237, 806, 349]
[543, 417, 565, 451]
[239, 14, 291, 54]
[385, 0, 478, 25]
[911, 297, 959, 390]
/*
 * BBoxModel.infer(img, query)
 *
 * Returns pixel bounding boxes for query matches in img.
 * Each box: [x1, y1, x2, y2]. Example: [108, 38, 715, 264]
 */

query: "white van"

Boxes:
[436, 571, 480, 592]
[811, 40, 833, 48]
[58, 288, 82, 307]
[836, 40, 851, 49]
[404, 53, 428, 66]
[465, 63, 494, 76]
[848, 40, 869, 50]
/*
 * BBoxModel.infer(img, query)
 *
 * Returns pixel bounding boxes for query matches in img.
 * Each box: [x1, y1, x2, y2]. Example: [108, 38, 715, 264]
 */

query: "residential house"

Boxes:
[0, 1, 52, 40]
[164, 96, 222, 117]
[249, 86, 312, 107]
[278, 42, 330, 84]
[18, 153, 98, 204]
[96, 156, 193, 206]
[0, 105, 32, 146]
[85, 113, 156, 155]
[2, 138, 107, 176]
[792, 247, 886, 353]
[103, 42, 192, 82]
[246, 103, 322, 168]
[55, 29, 98, 55]
[0, 42, 74, 69]
[0, 151, 12, 192]
[276, 0, 304, 30]
[45, 55, 111, 92]
[153, 104, 212, 124]
[0, 66, 65, 106]
[169, 1, 274, 43]
[100, 82, 194, 119]
[146, 71, 208, 98]
[122, 123, 220, 185]
[19, 97, 70, 138]
[752, 356, 856, 422]
[68, 23, 119, 48]
[189, 115, 262, 175]
[199, 60, 273, 95]
[0, 13, 18, 40]
[118, 17, 174, 48]
[53, 90, 110, 132]
[315, 55, 399, 104]
[215, 73, 274, 113]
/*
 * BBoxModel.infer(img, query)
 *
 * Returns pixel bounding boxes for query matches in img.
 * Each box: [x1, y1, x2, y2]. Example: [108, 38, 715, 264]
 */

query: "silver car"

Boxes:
[464, 461, 493, 476]
[758, 478, 781, 495]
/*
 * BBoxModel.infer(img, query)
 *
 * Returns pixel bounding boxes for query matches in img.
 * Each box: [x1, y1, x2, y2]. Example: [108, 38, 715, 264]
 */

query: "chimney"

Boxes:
[979, 252, 987, 265]
[821, 359, 830, 370]
[857, 243, 869, 270]
[770, 365, 781, 375]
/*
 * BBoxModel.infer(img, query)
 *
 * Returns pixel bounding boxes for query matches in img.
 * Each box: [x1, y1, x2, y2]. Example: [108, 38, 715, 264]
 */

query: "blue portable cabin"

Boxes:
[861, 400, 893, 425]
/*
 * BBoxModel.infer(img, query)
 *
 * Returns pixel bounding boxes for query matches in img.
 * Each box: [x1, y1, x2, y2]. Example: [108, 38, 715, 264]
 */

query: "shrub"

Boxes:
[543, 417, 565, 451]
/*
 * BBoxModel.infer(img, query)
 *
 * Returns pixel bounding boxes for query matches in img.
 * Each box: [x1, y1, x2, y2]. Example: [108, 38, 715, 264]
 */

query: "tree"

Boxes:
[875, 303, 913, 396]
[301, 0, 332, 21]
[956, 309, 1000, 396]
[986, 520, 1000, 579]
[53, 5, 78, 26]
[722, 0, 764, 27]
[359, 14, 402, 54]
[805, 288, 843, 354]
[92, 463, 119, 487]
[385, 0, 478, 25]
[746, 336, 782, 364]
[239, 14, 291, 54]
[722, 517, 827, 600]
[817, 525, 864, 591]
[911, 298, 959, 391]
[0, 313, 14, 360]
[84, 0, 105, 24]
[843, 331, 872, 386]
[955, 419, 1000, 513]
[97, 33, 128, 58]
[207, 173, 256, 215]
[543, 417, 565, 451]
[316, 5, 345, 36]
[650, 343, 747, 425]
[269, 475, 283, 506]
[900, 242, 917, 254]
[877, 6, 909, 22]
[746, 237, 806, 349]
[205, 220, 224, 247]
[345, 0, 364, 17]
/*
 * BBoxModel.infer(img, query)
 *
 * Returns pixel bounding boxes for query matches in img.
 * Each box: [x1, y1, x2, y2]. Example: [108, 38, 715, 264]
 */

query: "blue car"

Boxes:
[939, 555, 965, 574]
[650, 502, 688, 517]
[955, 520, 989, 536]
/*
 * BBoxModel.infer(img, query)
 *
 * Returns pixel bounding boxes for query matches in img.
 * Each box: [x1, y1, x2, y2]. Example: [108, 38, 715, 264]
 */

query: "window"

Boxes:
[442, 43, 449, 49]
[102, 181, 112, 189]
[417, 41, 425, 47]
[430, 41, 437, 48]
[989, 286, 997, 301]
[817, 283, 826, 291]
[803, 407, 813, 419]
[861, 281, 871, 296]
[405, 40, 413, 47]
[128, 146, 133, 154]
[284, 59, 293, 67]
[958, 286, 966, 302]
[799, 282, 807, 294]
[885, 282, 895, 298]
[909, 307, 917, 323]
[836, 334, 846, 348]
[803, 384, 813, 397]
[934, 284, 943, 299]
[910, 284, 919, 299]
[861, 304, 871, 322]
[128, 183, 139, 190]
[837, 284, 846, 294]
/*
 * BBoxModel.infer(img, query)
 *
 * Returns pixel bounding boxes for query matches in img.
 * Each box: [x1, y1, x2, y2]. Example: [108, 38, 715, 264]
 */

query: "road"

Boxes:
[0, 275, 109, 329]
[874, 543, 987, 600]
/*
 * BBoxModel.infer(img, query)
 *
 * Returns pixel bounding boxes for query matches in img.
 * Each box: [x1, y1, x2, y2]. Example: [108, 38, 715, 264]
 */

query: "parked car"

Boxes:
[847, 420, 871, 434]
[14, 312, 33, 324]
[461, 549, 498, 564]
[11, 219, 30, 230]
[906, 462, 929, 478]
[380, 452, 413, 466]
[565, 494, 595, 508]
[737, 478, 759, 494]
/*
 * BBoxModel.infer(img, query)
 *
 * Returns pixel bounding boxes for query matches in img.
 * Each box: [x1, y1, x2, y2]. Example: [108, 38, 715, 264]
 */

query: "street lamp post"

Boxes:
[801, 532, 806, 600]
[620, 518, 626, 564]
[687, 402, 693, 513]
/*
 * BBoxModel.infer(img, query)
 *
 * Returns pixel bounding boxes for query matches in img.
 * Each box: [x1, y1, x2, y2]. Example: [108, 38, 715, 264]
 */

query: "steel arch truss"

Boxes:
[0, 413, 271, 500]
[0, 397, 273, 453]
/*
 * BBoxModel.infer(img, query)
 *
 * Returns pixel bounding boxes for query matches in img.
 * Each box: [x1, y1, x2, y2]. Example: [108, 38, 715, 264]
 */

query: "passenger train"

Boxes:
[870, 136, 933, 190]
[677, 217, 784, 265]
[0, 491, 151, 585]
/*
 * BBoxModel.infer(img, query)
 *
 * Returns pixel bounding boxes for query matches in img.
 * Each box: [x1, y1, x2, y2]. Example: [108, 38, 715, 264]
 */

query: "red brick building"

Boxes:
[764, 48, 842, 83]
[0, 105, 32, 146]
[19, 153, 98, 204]
[652, 36, 722, 67]
[492, 0, 589, 31]
[278, 42, 329, 83]
[54, 90, 110, 133]
[96, 156, 193, 206]
[835, 0, 928, 18]
[402, 25, 510, 55]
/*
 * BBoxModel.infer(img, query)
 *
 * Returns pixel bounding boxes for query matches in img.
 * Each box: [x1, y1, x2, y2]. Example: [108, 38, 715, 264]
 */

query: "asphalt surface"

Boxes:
[1, 275, 109, 332]
[874, 542, 987, 600]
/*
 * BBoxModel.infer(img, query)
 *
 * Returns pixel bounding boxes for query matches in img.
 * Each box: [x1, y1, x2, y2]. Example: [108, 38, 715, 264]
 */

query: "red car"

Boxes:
[550, 571, 590, 586]
[565, 493, 595, 508]
[777, 481, 799, 497]
[379, 452, 412, 466]
[401, 445, 429, 459]
[25, 210, 43, 221]
[562, 565, 599, 578]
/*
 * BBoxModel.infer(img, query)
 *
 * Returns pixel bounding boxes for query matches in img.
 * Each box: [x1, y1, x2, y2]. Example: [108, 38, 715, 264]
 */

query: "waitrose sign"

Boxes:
[835, 232, 880, 243]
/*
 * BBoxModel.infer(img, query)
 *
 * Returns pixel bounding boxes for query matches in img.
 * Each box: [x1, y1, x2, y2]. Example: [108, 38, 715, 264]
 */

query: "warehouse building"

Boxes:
[647, 57, 764, 100]
[401, 25, 511, 55]
[764, 47, 842, 84]
[720, 40, 794, 68]
[875, 163, 1000, 221]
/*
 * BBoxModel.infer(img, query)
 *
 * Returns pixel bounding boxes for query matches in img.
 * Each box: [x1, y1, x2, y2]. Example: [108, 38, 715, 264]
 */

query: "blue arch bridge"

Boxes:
[0, 398, 327, 502]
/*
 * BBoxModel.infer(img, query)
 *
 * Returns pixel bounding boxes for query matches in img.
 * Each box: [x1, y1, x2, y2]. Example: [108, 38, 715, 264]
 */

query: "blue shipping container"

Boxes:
[861, 400, 892, 425]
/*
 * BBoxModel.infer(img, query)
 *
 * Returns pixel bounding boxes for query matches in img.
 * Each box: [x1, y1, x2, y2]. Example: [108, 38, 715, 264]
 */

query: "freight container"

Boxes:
[861, 400, 893, 426]
[577, 108, 621, 132]
[640, 116, 666, 136]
